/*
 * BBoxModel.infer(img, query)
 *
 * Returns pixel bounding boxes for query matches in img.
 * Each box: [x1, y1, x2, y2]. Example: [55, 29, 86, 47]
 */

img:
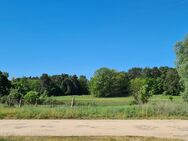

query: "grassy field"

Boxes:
[51, 95, 182, 106]
[0, 137, 183, 141]
[0, 95, 187, 119]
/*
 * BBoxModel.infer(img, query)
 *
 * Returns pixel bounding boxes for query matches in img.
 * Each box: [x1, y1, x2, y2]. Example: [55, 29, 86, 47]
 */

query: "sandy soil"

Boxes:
[0, 120, 188, 140]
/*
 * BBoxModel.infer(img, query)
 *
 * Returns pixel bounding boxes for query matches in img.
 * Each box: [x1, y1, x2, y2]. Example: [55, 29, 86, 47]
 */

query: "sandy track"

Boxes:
[0, 120, 188, 140]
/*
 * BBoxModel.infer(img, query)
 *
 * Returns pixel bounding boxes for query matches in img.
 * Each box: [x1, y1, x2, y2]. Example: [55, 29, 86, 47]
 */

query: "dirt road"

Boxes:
[0, 120, 188, 140]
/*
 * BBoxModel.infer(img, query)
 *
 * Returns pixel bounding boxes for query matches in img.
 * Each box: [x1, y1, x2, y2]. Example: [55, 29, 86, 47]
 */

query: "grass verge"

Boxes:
[0, 101, 188, 119]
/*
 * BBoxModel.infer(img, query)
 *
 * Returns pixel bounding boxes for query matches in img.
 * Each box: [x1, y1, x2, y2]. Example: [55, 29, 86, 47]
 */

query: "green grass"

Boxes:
[0, 95, 187, 119]
[52, 95, 182, 106]
[0, 136, 183, 141]
[52, 95, 134, 106]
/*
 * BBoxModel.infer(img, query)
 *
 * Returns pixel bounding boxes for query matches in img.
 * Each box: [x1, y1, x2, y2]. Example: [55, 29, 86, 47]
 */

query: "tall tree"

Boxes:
[90, 68, 117, 97]
[71, 75, 81, 95]
[175, 36, 188, 101]
[78, 75, 89, 95]
[90, 68, 129, 97]
[40, 74, 61, 96]
[128, 67, 143, 79]
[0, 71, 11, 96]
[163, 69, 182, 96]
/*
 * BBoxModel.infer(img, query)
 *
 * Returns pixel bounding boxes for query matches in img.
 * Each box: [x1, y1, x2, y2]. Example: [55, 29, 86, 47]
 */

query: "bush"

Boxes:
[24, 91, 39, 105]
[7, 89, 23, 106]
[130, 78, 153, 104]
[139, 85, 152, 104]
[169, 96, 174, 101]
[0, 95, 8, 104]
[182, 92, 188, 102]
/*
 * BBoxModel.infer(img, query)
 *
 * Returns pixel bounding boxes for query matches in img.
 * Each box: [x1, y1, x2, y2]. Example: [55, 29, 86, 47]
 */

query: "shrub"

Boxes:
[24, 91, 39, 105]
[7, 89, 23, 106]
[130, 78, 153, 104]
[169, 96, 174, 101]
[0, 95, 8, 104]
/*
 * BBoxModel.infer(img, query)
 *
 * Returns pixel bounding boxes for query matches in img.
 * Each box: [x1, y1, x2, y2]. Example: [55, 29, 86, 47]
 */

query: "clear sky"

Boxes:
[0, 0, 188, 78]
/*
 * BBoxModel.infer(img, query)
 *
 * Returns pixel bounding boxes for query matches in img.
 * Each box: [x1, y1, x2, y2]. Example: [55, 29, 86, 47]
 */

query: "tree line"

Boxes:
[90, 67, 182, 104]
[0, 66, 182, 105]
[0, 73, 89, 106]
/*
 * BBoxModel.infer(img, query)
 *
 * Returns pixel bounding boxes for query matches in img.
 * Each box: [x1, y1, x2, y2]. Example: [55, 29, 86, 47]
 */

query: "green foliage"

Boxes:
[169, 96, 173, 101]
[7, 89, 23, 106]
[138, 85, 152, 104]
[130, 78, 153, 104]
[0, 95, 8, 104]
[175, 35, 188, 101]
[163, 69, 182, 96]
[78, 75, 89, 95]
[128, 67, 143, 79]
[40, 74, 61, 96]
[0, 66, 182, 102]
[127, 67, 181, 96]
[182, 92, 188, 102]
[40, 74, 89, 96]
[24, 91, 39, 105]
[12, 77, 31, 95]
[90, 68, 129, 97]
[0, 72, 11, 97]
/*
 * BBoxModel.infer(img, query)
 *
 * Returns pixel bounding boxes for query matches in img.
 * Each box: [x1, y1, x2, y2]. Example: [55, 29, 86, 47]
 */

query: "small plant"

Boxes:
[169, 96, 173, 101]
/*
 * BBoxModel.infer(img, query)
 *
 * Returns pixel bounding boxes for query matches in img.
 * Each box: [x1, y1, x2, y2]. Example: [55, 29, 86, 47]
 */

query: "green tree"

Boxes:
[163, 69, 182, 96]
[90, 68, 129, 97]
[175, 36, 188, 101]
[138, 85, 152, 104]
[0, 71, 11, 97]
[7, 89, 23, 107]
[130, 78, 152, 104]
[128, 67, 143, 79]
[11, 77, 31, 95]
[113, 72, 130, 97]
[28, 79, 41, 92]
[40, 74, 61, 96]
[24, 91, 39, 105]
[90, 68, 116, 97]
[78, 75, 89, 95]
[71, 75, 81, 95]
[62, 78, 76, 95]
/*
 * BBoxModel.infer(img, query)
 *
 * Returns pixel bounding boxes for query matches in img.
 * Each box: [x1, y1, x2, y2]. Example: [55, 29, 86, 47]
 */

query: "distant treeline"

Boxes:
[0, 66, 182, 99]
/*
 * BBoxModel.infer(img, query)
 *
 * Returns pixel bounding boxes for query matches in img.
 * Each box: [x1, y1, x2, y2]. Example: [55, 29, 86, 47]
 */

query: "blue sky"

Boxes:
[0, 0, 188, 78]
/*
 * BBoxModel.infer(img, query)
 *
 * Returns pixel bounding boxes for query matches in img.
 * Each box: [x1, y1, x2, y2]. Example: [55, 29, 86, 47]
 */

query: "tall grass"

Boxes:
[0, 100, 187, 119]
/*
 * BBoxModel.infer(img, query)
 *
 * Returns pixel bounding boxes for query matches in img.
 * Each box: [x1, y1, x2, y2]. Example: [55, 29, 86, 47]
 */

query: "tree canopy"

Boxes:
[90, 68, 131, 97]
[175, 35, 188, 101]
